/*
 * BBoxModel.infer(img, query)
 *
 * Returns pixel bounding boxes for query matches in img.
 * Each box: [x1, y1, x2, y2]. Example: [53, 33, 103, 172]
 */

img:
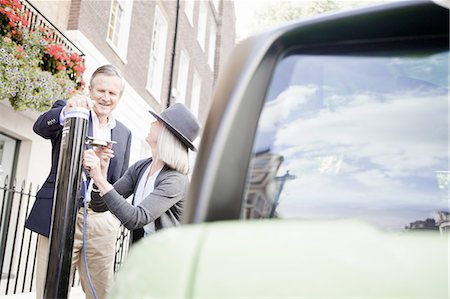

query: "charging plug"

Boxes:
[85, 136, 117, 148]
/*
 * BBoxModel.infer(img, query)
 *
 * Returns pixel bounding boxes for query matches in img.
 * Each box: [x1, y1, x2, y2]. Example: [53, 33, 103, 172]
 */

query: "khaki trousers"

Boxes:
[35, 208, 120, 299]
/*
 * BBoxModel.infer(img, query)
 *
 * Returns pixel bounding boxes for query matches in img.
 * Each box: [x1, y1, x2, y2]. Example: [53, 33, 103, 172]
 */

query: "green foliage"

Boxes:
[0, 36, 76, 111]
[0, 0, 85, 112]
[254, 1, 304, 28]
[253, 0, 379, 33]
[307, 0, 340, 15]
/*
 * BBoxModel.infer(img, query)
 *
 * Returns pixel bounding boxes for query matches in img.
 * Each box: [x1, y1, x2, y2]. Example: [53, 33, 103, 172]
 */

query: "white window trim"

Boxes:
[176, 49, 190, 105]
[146, 5, 169, 103]
[197, 1, 207, 51]
[211, 0, 220, 12]
[191, 69, 201, 118]
[184, 0, 195, 27]
[208, 19, 217, 70]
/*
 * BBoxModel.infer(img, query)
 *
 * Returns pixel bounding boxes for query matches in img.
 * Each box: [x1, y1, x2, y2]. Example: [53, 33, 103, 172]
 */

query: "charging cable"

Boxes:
[81, 172, 98, 299]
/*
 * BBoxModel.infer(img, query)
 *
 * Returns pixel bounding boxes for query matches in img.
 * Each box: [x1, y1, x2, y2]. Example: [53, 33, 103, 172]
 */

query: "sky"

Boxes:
[233, 0, 266, 39]
[233, 0, 391, 41]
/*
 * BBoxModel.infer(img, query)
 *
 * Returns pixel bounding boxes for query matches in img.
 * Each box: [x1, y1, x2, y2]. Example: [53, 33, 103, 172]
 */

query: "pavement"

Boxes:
[0, 286, 84, 299]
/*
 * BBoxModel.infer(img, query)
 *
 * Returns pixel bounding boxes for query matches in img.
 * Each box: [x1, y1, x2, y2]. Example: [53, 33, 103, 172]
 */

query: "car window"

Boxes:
[244, 49, 449, 232]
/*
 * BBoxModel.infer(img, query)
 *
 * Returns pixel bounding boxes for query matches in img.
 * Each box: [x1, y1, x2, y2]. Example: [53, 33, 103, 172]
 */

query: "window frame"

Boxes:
[184, 0, 195, 26]
[106, 0, 133, 62]
[191, 69, 201, 117]
[175, 49, 190, 105]
[146, 5, 169, 103]
[197, 1, 208, 52]
[207, 19, 217, 70]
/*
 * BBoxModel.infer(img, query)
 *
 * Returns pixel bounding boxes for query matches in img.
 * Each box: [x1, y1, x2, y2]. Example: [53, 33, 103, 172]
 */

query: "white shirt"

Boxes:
[133, 163, 162, 235]
[86, 112, 116, 202]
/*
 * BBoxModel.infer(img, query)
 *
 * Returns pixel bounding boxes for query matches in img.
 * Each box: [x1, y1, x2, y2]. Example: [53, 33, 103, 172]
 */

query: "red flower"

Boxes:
[1, 0, 86, 93]
[74, 63, 86, 76]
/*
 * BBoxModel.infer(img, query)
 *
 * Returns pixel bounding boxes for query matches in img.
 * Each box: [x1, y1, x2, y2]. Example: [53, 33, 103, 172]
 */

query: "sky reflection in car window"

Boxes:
[249, 52, 449, 230]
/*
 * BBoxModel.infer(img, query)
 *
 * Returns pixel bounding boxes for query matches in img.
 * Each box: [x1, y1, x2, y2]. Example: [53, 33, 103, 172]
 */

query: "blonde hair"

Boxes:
[157, 125, 190, 174]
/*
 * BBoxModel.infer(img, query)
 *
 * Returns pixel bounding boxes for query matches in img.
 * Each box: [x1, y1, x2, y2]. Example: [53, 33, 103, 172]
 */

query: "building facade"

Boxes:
[0, 0, 236, 186]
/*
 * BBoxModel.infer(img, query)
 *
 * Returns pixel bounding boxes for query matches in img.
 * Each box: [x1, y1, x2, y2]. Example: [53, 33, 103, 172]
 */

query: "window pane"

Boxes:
[191, 70, 201, 117]
[197, 1, 207, 51]
[208, 21, 216, 69]
[147, 6, 168, 102]
[245, 50, 449, 232]
[184, 0, 195, 26]
[108, 0, 121, 46]
[176, 50, 190, 104]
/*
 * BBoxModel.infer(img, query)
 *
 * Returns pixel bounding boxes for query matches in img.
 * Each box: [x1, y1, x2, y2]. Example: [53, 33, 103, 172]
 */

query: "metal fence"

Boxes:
[0, 176, 129, 295]
[21, 0, 84, 56]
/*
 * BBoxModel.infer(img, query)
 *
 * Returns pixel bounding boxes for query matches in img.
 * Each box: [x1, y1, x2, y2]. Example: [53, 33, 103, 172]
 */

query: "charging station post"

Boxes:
[43, 107, 89, 299]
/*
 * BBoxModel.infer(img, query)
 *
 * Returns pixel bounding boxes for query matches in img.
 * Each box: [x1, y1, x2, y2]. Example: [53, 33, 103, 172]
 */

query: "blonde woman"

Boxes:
[83, 103, 200, 243]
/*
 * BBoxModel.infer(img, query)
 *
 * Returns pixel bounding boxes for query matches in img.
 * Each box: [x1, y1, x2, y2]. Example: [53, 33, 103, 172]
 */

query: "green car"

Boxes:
[111, 1, 449, 298]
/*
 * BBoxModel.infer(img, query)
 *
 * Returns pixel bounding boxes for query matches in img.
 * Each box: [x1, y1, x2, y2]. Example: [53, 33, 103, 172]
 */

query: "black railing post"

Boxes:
[21, 182, 35, 293]
[5, 181, 26, 293]
[13, 182, 30, 293]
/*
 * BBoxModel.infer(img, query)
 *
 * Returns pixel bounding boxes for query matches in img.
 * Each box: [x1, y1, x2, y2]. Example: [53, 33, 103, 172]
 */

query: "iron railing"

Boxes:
[21, 0, 84, 56]
[0, 176, 129, 295]
[0, 177, 38, 295]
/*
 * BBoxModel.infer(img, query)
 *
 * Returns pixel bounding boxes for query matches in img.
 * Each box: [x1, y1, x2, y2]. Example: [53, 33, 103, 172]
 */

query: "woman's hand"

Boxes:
[83, 149, 114, 196]
[83, 149, 103, 181]
[94, 144, 114, 172]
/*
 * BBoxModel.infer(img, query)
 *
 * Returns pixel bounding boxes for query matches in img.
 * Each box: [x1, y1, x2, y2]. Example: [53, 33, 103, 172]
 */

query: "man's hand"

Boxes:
[65, 93, 93, 114]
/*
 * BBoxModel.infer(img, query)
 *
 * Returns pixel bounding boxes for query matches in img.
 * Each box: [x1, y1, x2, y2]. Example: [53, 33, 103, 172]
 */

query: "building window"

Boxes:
[197, 1, 207, 51]
[184, 0, 194, 26]
[0, 133, 18, 184]
[107, 0, 133, 61]
[176, 50, 190, 105]
[191, 69, 201, 117]
[208, 20, 217, 70]
[107, 0, 123, 46]
[146, 6, 169, 103]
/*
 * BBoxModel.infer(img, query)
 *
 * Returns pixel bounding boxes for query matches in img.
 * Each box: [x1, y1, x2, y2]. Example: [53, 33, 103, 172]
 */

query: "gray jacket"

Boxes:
[102, 158, 189, 232]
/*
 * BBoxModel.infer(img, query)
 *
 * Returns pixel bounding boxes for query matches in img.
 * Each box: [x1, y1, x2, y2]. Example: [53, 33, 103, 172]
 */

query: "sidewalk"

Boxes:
[0, 286, 84, 299]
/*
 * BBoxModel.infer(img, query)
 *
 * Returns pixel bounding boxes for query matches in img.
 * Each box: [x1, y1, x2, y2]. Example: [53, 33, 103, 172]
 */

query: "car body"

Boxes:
[111, 1, 449, 298]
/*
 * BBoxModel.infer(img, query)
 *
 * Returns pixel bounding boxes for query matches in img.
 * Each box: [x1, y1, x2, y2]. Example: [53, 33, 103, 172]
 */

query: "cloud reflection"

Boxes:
[254, 71, 448, 229]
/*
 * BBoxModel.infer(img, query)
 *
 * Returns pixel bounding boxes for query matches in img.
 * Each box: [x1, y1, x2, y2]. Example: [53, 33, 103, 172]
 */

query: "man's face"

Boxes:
[89, 74, 123, 118]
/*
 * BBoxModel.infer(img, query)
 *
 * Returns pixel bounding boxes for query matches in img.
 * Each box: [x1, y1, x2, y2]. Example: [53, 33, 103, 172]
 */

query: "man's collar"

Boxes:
[91, 111, 116, 129]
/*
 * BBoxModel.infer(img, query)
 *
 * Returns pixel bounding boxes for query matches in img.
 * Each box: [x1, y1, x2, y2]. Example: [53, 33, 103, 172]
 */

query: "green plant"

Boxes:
[0, 0, 85, 112]
[0, 36, 77, 111]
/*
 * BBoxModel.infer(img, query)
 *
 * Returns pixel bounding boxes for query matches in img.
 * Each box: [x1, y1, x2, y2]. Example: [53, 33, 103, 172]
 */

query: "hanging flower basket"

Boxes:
[0, 0, 86, 112]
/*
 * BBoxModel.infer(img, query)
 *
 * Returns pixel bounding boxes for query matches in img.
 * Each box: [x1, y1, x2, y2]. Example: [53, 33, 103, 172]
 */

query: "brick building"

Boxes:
[0, 0, 236, 186]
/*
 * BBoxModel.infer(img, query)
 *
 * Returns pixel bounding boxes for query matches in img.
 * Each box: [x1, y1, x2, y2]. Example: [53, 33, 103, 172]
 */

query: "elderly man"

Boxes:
[25, 64, 132, 299]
